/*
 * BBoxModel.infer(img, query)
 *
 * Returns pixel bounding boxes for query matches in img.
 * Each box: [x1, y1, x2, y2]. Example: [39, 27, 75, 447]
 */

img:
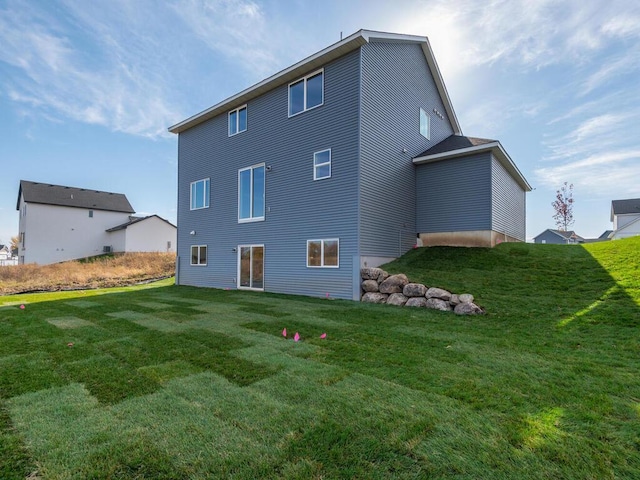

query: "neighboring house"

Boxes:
[598, 230, 613, 240]
[610, 198, 640, 240]
[106, 215, 176, 253]
[0, 245, 9, 260]
[16, 180, 176, 265]
[533, 229, 585, 244]
[169, 29, 531, 300]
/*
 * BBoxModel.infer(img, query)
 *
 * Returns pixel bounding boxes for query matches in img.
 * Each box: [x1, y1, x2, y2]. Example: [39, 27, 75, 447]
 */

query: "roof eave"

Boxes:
[413, 142, 532, 191]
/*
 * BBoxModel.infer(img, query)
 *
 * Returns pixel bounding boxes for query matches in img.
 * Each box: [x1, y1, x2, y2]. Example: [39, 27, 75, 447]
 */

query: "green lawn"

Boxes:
[1, 238, 639, 479]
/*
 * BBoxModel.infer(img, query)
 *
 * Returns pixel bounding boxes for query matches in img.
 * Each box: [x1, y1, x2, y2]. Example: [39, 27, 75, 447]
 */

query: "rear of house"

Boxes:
[170, 30, 530, 300]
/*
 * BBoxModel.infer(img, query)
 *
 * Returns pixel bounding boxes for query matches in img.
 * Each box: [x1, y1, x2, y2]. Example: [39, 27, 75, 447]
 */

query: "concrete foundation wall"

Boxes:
[419, 230, 522, 248]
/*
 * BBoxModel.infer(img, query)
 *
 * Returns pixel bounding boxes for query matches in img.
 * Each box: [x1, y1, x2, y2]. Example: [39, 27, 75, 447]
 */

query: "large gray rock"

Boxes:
[426, 287, 452, 301]
[403, 283, 427, 297]
[405, 297, 427, 308]
[454, 302, 484, 315]
[379, 274, 409, 294]
[449, 294, 460, 306]
[377, 270, 390, 284]
[387, 293, 408, 306]
[425, 298, 452, 311]
[361, 280, 379, 292]
[361, 267, 384, 281]
[361, 292, 389, 304]
[458, 293, 474, 304]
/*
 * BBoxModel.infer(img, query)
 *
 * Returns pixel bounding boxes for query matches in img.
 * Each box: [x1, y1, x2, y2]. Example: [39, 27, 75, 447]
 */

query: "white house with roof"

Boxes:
[610, 198, 640, 239]
[16, 180, 176, 265]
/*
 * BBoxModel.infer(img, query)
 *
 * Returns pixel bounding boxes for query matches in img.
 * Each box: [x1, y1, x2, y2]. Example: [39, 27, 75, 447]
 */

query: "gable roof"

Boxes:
[599, 230, 613, 239]
[611, 198, 640, 220]
[534, 229, 584, 241]
[17, 180, 135, 213]
[413, 135, 532, 191]
[168, 29, 461, 135]
[106, 215, 176, 232]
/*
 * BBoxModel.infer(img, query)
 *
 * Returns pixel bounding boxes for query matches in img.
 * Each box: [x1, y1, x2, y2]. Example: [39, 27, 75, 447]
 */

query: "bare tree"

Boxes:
[552, 182, 574, 231]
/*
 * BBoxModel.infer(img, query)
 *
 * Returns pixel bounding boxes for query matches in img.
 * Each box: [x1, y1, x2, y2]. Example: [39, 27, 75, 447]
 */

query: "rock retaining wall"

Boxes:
[360, 268, 484, 315]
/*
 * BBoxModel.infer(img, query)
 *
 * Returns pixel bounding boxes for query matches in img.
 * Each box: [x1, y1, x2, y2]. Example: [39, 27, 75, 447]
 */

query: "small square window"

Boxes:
[191, 245, 207, 265]
[420, 108, 430, 140]
[229, 105, 247, 136]
[89, 210, 93, 218]
[190, 178, 210, 210]
[307, 239, 339, 268]
[313, 149, 331, 180]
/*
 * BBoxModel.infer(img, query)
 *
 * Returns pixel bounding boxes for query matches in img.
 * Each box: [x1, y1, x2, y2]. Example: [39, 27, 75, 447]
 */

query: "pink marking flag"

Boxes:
[20, 304, 25, 310]
[282, 328, 287, 338]
[294, 332, 300, 342]
[320, 333, 327, 339]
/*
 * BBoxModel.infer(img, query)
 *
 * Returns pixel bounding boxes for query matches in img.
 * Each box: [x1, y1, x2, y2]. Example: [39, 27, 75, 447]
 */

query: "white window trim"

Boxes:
[238, 163, 265, 223]
[237, 244, 265, 291]
[190, 178, 210, 211]
[288, 69, 324, 118]
[190, 245, 207, 266]
[313, 148, 332, 181]
[228, 105, 247, 137]
[420, 108, 430, 140]
[307, 238, 339, 268]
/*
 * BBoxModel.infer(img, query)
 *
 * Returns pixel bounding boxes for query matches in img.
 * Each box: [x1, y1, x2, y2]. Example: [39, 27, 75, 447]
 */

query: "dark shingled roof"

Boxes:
[611, 198, 640, 215]
[550, 229, 584, 241]
[17, 180, 135, 213]
[106, 215, 176, 232]
[599, 230, 613, 239]
[416, 135, 497, 157]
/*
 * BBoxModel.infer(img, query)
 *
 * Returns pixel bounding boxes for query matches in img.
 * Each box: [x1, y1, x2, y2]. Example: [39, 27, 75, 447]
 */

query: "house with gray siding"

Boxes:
[169, 29, 531, 300]
[533, 229, 585, 244]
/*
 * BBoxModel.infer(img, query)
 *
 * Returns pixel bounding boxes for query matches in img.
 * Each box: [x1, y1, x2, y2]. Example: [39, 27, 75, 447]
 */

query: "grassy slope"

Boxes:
[0, 238, 638, 479]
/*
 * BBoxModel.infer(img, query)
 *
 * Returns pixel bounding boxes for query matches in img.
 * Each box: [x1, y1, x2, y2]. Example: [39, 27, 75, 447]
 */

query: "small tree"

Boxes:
[10, 235, 19, 255]
[552, 182, 574, 231]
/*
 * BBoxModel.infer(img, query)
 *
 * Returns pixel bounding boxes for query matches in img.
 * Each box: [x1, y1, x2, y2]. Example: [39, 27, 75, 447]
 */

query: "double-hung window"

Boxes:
[191, 245, 207, 265]
[238, 164, 265, 222]
[289, 69, 323, 116]
[229, 105, 247, 136]
[307, 239, 339, 268]
[313, 149, 331, 180]
[419, 108, 430, 140]
[190, 178, 210, 210]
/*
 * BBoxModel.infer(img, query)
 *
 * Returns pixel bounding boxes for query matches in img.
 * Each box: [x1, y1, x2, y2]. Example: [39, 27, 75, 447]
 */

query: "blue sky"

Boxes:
[1, 0, 639, 246]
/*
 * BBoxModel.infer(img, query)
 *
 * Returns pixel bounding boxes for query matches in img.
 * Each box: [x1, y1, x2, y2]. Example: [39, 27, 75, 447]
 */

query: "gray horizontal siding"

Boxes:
[415, 153, 492, 233]
[534, 230, 566, 244]
[359, 42, 455, 257]
[491, 155, 526, 240]
[176, 50, 361, 299]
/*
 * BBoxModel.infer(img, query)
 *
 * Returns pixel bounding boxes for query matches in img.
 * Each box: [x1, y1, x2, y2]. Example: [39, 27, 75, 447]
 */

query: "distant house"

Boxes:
[0, 244, 10, 260]
[598, 230, 613, 240]
[610, 198, 640, 240]
[533, 229, 585, 244]
[168, 29, 531, 300]
[16, 180, 176, 265]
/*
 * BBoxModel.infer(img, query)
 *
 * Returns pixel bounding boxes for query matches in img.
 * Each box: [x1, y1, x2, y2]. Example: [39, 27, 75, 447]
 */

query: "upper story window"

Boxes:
[89, 210, 94, 218]
[307, 238, 339, 268]
[190, 178, 210, 210]
[313, 149, 331, 181]
[229, 105, 247, 136]
[420, 108, 430, 140]
[238, 164, 265, 222]
[289, 69, 324, 117]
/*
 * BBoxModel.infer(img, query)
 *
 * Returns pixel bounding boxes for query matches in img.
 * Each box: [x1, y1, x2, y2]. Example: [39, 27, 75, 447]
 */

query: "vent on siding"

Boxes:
[103, 246, 112, 253]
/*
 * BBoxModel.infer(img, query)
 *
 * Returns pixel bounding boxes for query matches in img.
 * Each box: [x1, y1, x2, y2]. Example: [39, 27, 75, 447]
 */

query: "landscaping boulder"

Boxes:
[377, 270, 390, 284]
[361, 292, 388, 304]
[426, 287, 451, 301]
[454, 302, 484, 315]
[458, 293, 474, 304]
[387, 293, 408, 306]
[361, 267, 384, 281]
[449, 294, 460, 306]
[425, 298, 451, 311]
[405, 297, 428, 308]
[379, 274, 409, 294]
[361, 280, 379, 292]
[403, 283, 427, 297]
